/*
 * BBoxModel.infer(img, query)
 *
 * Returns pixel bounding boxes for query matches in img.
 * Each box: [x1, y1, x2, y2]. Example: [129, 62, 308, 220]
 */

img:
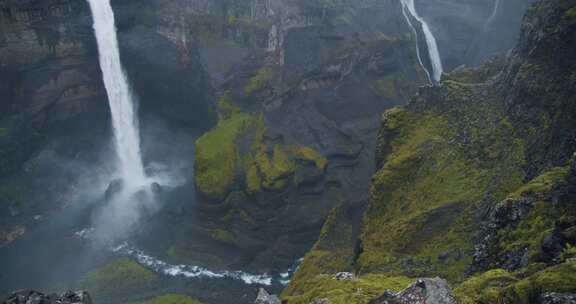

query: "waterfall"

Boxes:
[485, 0, 501, 31]
[400, 0, 443, 83]
[87, 0, 146, 186]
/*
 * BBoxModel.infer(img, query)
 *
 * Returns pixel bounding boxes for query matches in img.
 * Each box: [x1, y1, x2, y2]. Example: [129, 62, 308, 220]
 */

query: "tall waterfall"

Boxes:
[87, 0, 146, 186]
[400, 0, 443, 83]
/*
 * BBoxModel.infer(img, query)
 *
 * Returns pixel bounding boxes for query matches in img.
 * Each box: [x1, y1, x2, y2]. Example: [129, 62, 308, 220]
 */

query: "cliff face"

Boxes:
[189, 0, 536, 274]
[0, 0, 538, 302]
[283, 0, 576, 303]
[0, 0, 218, 247]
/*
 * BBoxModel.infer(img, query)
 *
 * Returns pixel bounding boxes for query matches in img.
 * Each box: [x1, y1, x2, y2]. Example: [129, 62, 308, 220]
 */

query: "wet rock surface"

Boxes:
[2, 290, 92, 304]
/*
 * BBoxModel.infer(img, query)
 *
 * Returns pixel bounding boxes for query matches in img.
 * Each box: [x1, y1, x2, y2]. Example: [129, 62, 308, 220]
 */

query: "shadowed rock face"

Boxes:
[0, 0, 536, 302]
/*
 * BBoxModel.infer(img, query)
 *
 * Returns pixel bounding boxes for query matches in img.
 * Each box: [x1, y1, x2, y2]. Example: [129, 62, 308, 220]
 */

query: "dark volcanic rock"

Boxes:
[539, 293, 576, 304]
[2, 290, 92, 304]
[369, 278, 456, 304]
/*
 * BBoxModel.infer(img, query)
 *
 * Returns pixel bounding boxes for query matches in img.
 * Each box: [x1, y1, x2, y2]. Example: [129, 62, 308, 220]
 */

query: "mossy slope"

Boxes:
[284, 0, 576, 302]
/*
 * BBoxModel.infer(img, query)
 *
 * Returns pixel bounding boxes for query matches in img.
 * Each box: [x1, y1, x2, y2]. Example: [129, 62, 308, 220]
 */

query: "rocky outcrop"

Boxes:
[284, 0, 576, 302]
[255, 288, 281, 304]
[2, 290, 92, 304]
[369, 278, 456, 304]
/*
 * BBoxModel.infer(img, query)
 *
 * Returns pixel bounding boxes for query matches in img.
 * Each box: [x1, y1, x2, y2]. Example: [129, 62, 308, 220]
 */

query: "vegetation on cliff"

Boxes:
[79, 258, 157, 297]
[195, 96, 328, 200]
[284, 0, 576, 302]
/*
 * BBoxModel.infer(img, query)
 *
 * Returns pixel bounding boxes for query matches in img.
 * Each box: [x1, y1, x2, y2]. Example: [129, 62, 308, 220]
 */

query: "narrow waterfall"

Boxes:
[87, 0, 146, 186]
[485, 0, 501, 31]
[400, 0, 444, 83]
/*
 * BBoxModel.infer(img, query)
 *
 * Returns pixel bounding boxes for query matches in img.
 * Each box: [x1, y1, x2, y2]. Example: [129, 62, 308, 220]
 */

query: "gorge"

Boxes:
[1, 0, 575, 304]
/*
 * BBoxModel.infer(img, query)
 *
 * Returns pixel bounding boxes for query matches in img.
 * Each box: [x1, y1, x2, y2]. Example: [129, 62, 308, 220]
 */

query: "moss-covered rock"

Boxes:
[194, 112, 253, 199]
[79, 258, 157, 297]
[454, 269, 517, 304]
[455, 261, 576, 304]
[282, 274, 412, 304]
[196, 100, 328, 199]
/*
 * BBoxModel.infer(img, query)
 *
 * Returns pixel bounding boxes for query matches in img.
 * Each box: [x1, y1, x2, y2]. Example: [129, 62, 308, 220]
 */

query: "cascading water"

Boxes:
[87, 0, 146, 186]
[485, 0, 501, 31]
[400, 0, 443, 83]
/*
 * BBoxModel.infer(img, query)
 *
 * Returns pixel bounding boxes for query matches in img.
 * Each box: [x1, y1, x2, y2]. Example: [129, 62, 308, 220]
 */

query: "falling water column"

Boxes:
[400, 0, 444, 83]
[87, 0, 146, 186]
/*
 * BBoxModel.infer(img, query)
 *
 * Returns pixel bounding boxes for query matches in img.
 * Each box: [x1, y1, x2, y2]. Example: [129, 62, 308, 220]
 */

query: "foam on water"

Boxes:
[111, 242, 273, 285]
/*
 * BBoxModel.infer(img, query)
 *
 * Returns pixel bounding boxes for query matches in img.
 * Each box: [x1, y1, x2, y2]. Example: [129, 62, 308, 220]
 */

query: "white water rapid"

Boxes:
[87, 0, 146, 186]
[400, 0, 444, 83]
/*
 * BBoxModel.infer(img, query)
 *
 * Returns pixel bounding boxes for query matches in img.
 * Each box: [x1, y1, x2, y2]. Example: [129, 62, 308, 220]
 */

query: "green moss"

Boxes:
[245, 160, 262, 194]
[509, 165, 571, 199]
[245, 115, 295, 192]
[500, 261, 576, 303]
[129, 294, 202, 304]
[245, 68, 274, 94]
[289, 145, 329, 170]
[222, 207, 255, 225]
[79, 258, 156, 297]
[565, 7, 576, 19]
[217, 91, 240, 120]
[373, 77, 399, 100]
[496, 200, 556, 260]
[492, 163, 573, 262]
[195, 112, 253, 198]
[283, 206, 356, 298]
[282, 274, 413, 304]
[358, 89, 526, 281]
[560, 244, 576, 261]
[455, 269, 518, 304]
[210, 229, 235, 244]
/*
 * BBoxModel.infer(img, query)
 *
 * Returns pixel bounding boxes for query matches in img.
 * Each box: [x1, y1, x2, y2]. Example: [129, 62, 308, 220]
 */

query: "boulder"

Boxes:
[254, 288, 280, 304]
[369, 278, 456, 304]
[333, 272, 355, 281]
[2, 290, 92, 304]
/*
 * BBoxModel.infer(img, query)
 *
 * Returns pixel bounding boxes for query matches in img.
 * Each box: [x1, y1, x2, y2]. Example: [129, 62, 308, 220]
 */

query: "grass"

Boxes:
[282, 274, 413, 304]
[79, 258, 157, 297]
[245, 68, 274, 94]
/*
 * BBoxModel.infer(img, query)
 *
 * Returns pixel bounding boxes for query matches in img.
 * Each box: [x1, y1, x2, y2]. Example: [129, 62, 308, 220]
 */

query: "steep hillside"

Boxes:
[283, 0, 576, 303]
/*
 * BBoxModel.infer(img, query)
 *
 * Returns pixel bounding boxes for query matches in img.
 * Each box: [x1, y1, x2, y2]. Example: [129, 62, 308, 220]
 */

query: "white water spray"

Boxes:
[400, 0, 443, 83]
[87, 0, 146, 186]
